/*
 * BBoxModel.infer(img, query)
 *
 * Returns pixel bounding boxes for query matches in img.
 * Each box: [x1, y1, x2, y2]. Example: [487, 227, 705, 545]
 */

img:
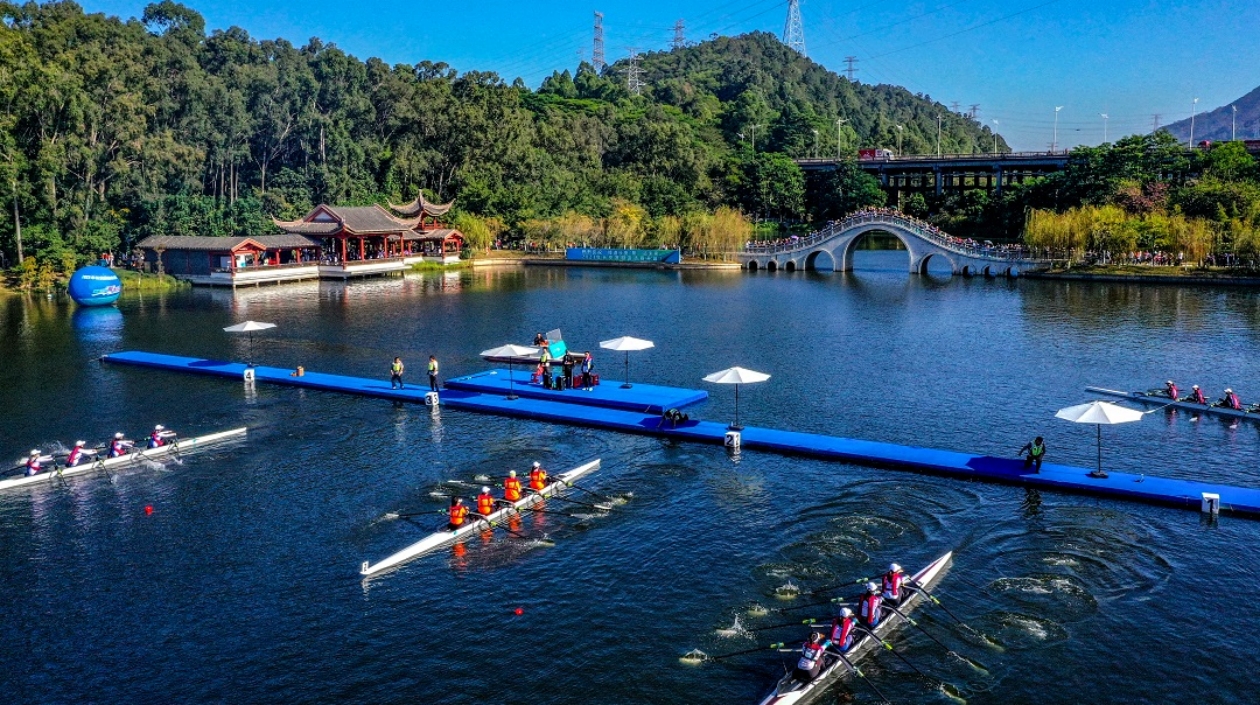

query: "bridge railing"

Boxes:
[743, 210, 1060, 263]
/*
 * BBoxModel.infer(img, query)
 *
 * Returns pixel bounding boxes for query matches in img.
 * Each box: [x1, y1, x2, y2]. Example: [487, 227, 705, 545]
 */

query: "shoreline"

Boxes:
[1025, 268, 1260, 287]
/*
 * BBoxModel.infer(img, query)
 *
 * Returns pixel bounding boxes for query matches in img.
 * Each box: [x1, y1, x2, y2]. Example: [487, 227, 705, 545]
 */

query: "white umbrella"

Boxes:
[599, 336, 655, 388]
[703, 366, 771, 430]
[223, 321, 277, 365]
[480, 344, 541, 400]
[1055, 400, 1144, 478]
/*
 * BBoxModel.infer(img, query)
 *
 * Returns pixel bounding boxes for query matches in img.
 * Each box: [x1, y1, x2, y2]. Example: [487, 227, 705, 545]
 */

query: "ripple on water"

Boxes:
[986, 574, 1098, 621]
[969, 611, 1069, 651]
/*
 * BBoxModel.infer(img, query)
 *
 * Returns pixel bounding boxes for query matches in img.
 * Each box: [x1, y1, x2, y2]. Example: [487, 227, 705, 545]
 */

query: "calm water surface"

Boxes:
[2, 251, 1259, 704]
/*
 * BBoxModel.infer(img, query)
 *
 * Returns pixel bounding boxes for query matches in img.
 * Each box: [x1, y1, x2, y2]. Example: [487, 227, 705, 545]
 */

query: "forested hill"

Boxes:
[1164, 85, 1260, 144]
[607, 32, 1001, 158]
[0, 2, 997, 271]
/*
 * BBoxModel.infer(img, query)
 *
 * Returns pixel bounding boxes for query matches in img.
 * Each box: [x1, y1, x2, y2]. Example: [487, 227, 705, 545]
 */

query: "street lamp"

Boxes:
[1052, 106, 1063, 152]
[812, 129, 819, 158]
[1101, 113, 1109, 144]
[836, 118, 848, 160]
[1189, 97, 1199, 147]
[936, 114, 943, 156]
[895, 124, 904, 155]
[1232, 105, 1238, 142]
[739, 124, 762, 152]
[991, 119, 999, 153]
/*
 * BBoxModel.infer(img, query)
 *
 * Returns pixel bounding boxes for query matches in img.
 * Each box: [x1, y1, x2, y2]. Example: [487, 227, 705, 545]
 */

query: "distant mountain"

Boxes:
[1164, 85, 1260, 143]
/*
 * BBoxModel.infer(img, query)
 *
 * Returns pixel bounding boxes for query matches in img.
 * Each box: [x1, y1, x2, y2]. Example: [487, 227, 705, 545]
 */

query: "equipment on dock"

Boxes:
[755, 552, 953, 705]
[1055, 400, 1143, 479]
[600, 335, 655, 388]
[703, 366, 771, 431]
[359, 458, 601, 577]
[1, 427, 247, 491]
[1087, 386, 1260, 423]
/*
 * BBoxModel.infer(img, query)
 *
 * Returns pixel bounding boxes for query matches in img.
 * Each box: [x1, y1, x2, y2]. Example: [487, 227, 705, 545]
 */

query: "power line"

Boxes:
[783, 0, 806, 57]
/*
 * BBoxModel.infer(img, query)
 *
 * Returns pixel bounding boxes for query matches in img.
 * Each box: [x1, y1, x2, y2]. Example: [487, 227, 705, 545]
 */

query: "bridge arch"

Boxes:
[804, 249, 836, 272]
[747, 260, 760, 271]
[916, 252, 956, 276]
[766, 260, 778, 272]
[785, 259, 798, 272]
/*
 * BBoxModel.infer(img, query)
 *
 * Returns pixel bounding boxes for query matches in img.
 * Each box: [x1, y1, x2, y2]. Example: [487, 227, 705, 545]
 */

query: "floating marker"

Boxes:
[144, 505, 154, 515]
[514, 607, 524, 616]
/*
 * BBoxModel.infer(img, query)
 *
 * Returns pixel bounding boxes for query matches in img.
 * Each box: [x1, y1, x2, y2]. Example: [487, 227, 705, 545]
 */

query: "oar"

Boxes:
[747, 617, 827, 633]
[513, 504, 585, 520]
[553, 477, 618, 503]
[852, 624, 933, 680]
[826, 647, 894, 704]
[777, 596, 856, 614]
[524, 488, 613, 511]
[906, 579, 969, 628]
[882, 603, 955, 655]
[809, 576, 875, 595]
[472, 512, 533, 540]
[695, 642, 787, 661]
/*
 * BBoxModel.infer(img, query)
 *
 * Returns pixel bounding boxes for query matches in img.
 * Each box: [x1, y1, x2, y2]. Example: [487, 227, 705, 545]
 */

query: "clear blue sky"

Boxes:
[80, 0, 1260, 151]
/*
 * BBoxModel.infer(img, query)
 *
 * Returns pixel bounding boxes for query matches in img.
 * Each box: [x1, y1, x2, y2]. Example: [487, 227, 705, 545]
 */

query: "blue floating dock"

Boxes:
[101, 351, 1260, 519]
[444, 369, 707, 414]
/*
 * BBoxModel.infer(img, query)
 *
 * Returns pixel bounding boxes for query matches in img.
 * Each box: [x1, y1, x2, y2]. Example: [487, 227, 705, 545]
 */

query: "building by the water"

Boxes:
[136, 193, 464, 287]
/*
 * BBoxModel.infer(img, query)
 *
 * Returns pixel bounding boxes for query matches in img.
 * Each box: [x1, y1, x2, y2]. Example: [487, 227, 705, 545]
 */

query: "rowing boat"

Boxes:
[756, 551, 954, 705]
[360, 458, 601, 577]
[0, 427, 248, 492]
[1087, 387, 1259, 423]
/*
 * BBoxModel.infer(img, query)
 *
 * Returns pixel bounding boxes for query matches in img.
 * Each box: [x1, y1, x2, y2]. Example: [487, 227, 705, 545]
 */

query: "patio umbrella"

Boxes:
[703, 366, 771, 430]
[223, 321, 277, 366]
[479, 344, 540, 400]
[1055, 400, 1143, 478]
[599, 336, 655, 388]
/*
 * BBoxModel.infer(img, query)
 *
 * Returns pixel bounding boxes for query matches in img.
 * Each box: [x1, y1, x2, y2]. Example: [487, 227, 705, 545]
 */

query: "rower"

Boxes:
[828, 608, 857, 653]
[1165, 380, 1179, 401]
[24, 450, 50, 477]
[148, 425, 176, 448]
[1219, 388, 1243, 411]
[108, 432, 132, 458]
[1188, 385, 1208, 404]
[528, 461, 548, 491]
[476, 486, 496, 516]
[65, 440, 94, 468]
[503, 470, 523, 502]
[882, 563, 906, 605]
[859, 582, 883, 628]
[793, 632, 828, 684]
[448, 497, 470, 530]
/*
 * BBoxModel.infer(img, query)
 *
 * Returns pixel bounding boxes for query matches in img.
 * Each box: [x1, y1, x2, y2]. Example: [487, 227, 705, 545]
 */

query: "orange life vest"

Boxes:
[529, 468, 547, 491]
[449, 504, 469, 527]
[477, 493, 496, 515]
[504, 476, 523, 502]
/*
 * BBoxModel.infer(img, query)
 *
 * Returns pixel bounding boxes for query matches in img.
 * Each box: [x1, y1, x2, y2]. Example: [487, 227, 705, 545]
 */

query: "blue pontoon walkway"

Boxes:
[444, 369, 707, 414]
[101, 351, 1260, 519]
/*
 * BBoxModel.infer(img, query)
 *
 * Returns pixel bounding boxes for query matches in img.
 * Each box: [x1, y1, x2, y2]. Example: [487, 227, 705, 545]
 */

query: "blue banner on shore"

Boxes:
[566, 248, 682, 264]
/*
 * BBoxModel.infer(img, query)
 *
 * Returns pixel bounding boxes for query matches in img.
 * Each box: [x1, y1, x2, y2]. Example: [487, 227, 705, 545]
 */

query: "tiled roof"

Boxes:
[274, 204, 423, 235]
[136, 236, 258, 251]
[389, 192, 455, 218]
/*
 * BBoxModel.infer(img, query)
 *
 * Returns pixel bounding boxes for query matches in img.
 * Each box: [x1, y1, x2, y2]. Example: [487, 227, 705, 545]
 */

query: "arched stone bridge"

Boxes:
[739, 211, 1055, 277]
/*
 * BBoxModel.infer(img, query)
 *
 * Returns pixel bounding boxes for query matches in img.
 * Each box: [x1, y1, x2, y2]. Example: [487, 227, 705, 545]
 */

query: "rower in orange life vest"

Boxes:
[448, 497, 470, 530]
[882, 563, 907, 605]
[476, 486, 497, 516]
[1188, 385, 1208, 405]
[528, 461, 548, 491]
[1164, 380, 1179, 401]
[859, 581, 883, 628]
[503, 470, 523, 502]
[1218, 388, 1243, 411]
[828, 607, 857, 653]
[793, 632, 828, 683]
[148, 424, 176, 448]
[108, 432, 132, 458]
[64, 440, 94, 468]
[24, 449, 51, 477]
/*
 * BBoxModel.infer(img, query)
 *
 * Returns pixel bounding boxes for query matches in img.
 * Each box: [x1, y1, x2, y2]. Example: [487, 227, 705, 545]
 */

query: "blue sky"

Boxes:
[79, 0, 1260, 151]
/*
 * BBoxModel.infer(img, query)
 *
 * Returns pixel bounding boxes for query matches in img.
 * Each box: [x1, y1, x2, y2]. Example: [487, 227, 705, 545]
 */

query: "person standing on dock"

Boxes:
[427, 355, 440, 392]
[562, 355, 575, 390]
[540, 347, 553, 389]
[503, 470, 523, 502]
[390, 357, 405, 389]
[528, 461, 548, 491]
[1018, 436, 1046, 472]
[581, 351, 594, 391]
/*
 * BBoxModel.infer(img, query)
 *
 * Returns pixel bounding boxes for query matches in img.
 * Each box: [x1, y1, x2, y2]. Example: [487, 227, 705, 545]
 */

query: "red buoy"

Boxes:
[514, 607, 524, 616]
[144, 505, 154, 515]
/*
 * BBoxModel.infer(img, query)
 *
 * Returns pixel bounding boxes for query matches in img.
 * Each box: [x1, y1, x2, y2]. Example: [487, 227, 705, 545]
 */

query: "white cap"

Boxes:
[532, 461, 541, 468]
[155, 425, 165, 431]
[29, 449, 39, 455]
[866, 582, 880, 593]
[1192, 385, 1199, 389]
[509, 470, 516, 477]
[75, 440, 85, 447]
[1167, 380, 1174, 385]
[1226, 388, 1233, 393]
[115, 432, 124, 438]
[482, 486, 491, 494]
[840, 607, 853, 618]
[889, 563, 902, 573]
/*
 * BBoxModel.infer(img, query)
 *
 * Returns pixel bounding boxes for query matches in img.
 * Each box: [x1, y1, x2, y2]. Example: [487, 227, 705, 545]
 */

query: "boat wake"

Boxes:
[967, 611, 1069, 650]
[987, 574, 1097, 620]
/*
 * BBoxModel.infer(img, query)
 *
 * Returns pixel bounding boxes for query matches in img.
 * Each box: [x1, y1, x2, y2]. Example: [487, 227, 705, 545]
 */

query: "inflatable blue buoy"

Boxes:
[68, 266, 122, 306]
